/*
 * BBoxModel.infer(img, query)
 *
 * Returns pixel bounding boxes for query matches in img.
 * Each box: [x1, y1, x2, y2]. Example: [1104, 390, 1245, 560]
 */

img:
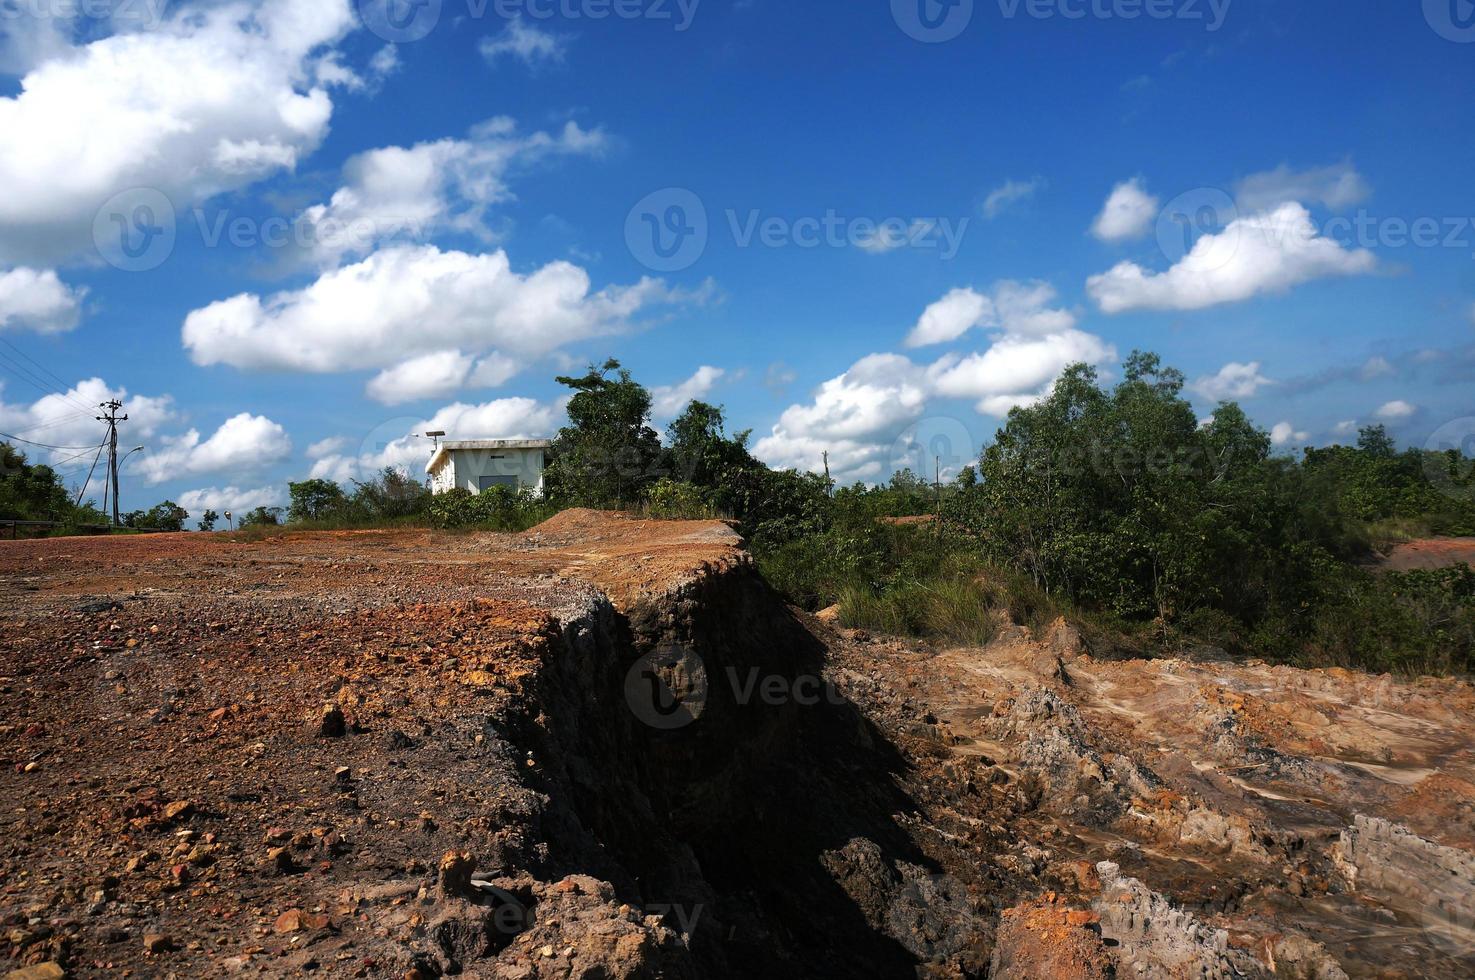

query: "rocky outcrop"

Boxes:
[1092, 862, 1233, 979]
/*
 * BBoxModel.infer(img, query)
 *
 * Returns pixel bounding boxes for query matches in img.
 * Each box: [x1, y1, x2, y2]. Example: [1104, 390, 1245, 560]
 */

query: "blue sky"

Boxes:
[0, 0, 1472, 520]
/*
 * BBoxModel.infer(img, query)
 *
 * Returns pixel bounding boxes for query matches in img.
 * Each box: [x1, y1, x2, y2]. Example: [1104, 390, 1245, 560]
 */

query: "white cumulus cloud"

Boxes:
[906, 280, 1076, 348]
[1375, 399, 1417, 421]
[0, 267, 87, 333]
[1091, 178, 1158, 242]
[652, 366, 726, 419]
[0, 0, 361, 265]
[1270, 421, 1309, 447]
[0, 378, 175, 465]
[290, 117, 607, 268]
[181, 244, 709, 399]
[1190, 361, 1272, 401]
[1234, 162, 1371, 213]
[177, 485, 287, 516]
[136, 413, 292, 485]
[1087, 203, 1376, 313]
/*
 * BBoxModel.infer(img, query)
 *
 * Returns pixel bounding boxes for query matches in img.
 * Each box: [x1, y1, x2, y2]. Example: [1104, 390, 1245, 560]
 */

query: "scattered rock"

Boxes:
[142, 933, 174, 954]
[4, 964, 66, 980]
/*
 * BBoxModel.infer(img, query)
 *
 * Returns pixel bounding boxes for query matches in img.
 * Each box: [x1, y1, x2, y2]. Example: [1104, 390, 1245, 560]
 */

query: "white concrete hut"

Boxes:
[426, 439, 551, 497]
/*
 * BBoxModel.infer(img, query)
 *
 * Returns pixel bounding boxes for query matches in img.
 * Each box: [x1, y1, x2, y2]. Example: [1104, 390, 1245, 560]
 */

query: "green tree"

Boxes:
[665, 400, 756, 489]
[142, 501, 189, 531]
[199, 509, 219, 532]
[350, 468, 429, 521]
[545, 359, 663, 505]
[0, 443, 72, 521]
[289, 479, 348, 522]
[239, 506, 284, 528]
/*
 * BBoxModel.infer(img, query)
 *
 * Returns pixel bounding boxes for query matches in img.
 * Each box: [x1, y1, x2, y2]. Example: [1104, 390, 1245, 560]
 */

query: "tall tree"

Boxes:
[545, 359, 663, 505]
[665, 400, 756, 489]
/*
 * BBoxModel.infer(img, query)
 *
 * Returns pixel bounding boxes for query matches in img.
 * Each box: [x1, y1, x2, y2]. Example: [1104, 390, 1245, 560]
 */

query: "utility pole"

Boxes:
[97, 400, 128, 526]
[822, 451, 832, 496]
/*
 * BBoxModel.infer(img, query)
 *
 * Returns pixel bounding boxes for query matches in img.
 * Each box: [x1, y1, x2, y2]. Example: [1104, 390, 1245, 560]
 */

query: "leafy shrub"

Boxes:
[427, 487, 553, 531]
[645, 480, 716, 520]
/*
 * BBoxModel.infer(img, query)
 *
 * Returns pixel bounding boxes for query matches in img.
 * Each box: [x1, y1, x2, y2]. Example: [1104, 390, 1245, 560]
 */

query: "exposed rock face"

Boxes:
[1336, 815, 1475, 958]
[1093, 861, 1233, 979]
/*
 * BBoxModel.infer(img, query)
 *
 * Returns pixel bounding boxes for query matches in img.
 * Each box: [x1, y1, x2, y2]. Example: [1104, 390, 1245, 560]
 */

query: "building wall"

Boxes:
[438, 447, 547, 496]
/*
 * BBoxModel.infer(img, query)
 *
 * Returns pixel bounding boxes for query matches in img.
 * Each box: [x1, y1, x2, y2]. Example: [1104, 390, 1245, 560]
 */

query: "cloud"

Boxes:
[290, 118, 607, 268]
[480, 16, 569, 68]
[135, 413, 292, 485]
[652, 366, 726, 419]
[982, 177, 1044, 218]
[754, 354, 929, 482]
[0, 0, 360, 265]
[1375, 399, 1417, 421]
[177, 485, 287, 516]
[0, 267, 86, 333]
[1234, 162, 1371, 213]
[928, 329, 1117, 416]
[306, 436, 350, 459]
[310, 396, 559, 484]
[1270, 421, 1309, 447]
[1360, 355, 1394, 380]
[906, 288, 991, 348]
[1332, 420, 1358, 438]
[1090, 178, 1158, 242]
[366, 350, 477, 406]
[855, 219, 937, 254]
[757, 276, 1116, 482]
[181, 244, 709, 399]
[905, 280, 1076, 348]
[1189, 361, 1272, 401]
[1087, 203, 1376, 313]
[0, 378, 175, 465]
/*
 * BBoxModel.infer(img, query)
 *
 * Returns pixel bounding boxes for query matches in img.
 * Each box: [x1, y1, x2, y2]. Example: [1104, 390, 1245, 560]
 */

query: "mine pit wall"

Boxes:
[517, 558, 937, 978]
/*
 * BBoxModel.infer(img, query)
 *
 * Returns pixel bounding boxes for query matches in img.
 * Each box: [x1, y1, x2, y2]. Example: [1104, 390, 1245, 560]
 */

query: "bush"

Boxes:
[645, 480, 716, 520]
[427, 487, 553, 531]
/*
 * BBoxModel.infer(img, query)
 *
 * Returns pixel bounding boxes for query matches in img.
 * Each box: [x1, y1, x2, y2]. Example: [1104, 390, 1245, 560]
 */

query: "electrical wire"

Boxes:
[0, 340, 96, 415]
[74, 443, 106, 509]
[0, 430, 101, 452]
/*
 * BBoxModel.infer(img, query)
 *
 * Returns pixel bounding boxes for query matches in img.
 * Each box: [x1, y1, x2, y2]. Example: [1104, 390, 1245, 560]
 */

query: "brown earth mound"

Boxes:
[2, 513, 1473, 977]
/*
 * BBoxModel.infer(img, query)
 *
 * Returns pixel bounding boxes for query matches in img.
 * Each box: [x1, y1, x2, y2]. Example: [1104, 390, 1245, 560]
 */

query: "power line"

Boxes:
[0, 336, 84, 400]
[0, 353, 94, 416]
[0, 430, 102, 452]
[74, 442, 106, 509]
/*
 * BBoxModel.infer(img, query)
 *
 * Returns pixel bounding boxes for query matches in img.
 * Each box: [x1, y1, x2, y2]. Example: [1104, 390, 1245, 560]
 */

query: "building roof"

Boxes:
[426, 439, 552, 473]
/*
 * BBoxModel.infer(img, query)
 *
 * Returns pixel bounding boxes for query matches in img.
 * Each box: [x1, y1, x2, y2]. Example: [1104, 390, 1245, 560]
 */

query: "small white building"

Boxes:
[427, 440, 551, 496]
